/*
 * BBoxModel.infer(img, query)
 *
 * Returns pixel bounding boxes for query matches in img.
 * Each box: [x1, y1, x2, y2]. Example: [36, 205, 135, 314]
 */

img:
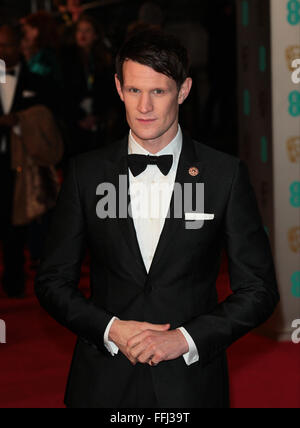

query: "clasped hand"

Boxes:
[109, 320, 189, 366]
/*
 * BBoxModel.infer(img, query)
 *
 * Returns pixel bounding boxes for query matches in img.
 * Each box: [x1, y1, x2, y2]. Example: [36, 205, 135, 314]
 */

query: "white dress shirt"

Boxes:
[104, 126, 199, 366]
[0, 64, 21, 153]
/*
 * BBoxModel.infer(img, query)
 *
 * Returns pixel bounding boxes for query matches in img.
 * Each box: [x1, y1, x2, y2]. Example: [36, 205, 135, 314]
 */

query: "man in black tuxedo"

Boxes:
[35, 30, 279, 408]
[0, 25, 55, 297]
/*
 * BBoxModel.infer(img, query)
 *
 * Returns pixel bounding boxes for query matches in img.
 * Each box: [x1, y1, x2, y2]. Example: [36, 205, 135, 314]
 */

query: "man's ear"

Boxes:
[178, 77, 193, 105]
[115, 74, 124, 102]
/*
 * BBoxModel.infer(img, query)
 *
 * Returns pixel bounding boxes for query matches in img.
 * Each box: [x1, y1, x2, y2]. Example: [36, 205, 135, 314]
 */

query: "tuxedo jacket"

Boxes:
[0, 61, 57, 119]
[35, 133, 279, 408]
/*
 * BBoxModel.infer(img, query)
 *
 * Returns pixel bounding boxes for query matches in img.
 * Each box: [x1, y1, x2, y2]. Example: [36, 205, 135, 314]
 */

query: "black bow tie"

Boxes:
[6, 69, 16, 77]
[128, 154, 173, 177]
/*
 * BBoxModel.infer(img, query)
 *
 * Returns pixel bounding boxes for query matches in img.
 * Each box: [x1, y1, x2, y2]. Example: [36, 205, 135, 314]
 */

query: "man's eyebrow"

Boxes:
[123, 85, 169, 90]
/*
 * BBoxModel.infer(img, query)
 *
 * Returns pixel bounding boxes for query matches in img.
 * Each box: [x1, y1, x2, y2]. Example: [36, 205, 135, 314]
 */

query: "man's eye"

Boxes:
[129, 88, 140, 93]
[153, 89, 164, 95]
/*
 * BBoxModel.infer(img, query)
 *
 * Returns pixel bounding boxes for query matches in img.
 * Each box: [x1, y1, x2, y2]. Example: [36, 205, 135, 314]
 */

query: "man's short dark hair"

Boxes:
[116, 30, 190, 90]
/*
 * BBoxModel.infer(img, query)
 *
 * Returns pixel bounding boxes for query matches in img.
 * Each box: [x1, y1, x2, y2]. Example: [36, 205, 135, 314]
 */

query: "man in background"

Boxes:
[0, 25, 55, 297]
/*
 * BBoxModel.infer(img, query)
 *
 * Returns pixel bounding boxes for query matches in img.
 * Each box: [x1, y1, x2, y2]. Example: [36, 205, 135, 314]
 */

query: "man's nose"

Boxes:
[137, 93, 153, 114]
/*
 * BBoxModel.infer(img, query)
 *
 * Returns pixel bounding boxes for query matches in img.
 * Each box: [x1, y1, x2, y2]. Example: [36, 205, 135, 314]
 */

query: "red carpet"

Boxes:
[0, 253, 299, 408]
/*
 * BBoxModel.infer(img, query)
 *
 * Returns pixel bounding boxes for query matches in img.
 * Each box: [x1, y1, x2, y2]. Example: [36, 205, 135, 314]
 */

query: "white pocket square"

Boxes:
[185, 213, 215, 221]
[22, 90, 36, 98]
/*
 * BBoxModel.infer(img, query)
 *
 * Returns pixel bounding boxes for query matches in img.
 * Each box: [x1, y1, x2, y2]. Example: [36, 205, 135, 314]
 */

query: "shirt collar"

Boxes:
[128, 125, 183, 166]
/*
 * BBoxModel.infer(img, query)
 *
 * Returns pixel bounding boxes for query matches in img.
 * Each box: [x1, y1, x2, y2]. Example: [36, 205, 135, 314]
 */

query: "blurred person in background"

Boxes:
[20, 12, 64, 268]
[58, 0, 83, 24]
[54, 0, 84, 47]
[21, 11, 62, 87]
[60, 14, 117, 156]
[20, 36, 34, 63]
[0, 25, 63, 298]
[126, 1, 164, 38]
[138, 1, 164, 27]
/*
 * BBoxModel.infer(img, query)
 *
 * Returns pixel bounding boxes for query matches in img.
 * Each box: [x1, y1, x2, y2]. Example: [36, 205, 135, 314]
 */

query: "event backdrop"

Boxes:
[237, 0, 300, 341]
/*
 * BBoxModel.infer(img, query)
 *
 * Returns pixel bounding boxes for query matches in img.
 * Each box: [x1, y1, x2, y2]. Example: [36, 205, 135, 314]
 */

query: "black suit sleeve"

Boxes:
[35, 157, 112, 351]
[183, 160, 280, 367]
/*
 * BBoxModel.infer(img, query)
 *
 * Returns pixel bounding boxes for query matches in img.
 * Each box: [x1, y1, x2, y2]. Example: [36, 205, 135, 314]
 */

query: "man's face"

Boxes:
[76, 21, 97, 49]
[115, 60, 192, 150]
[0, 29, 20, 69]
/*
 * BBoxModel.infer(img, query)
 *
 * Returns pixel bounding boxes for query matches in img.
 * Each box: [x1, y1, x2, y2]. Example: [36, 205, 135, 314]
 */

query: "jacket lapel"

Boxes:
[148, 133, 206, 277]
[107, 137, 148, 277]
[10, 65, 25, 113]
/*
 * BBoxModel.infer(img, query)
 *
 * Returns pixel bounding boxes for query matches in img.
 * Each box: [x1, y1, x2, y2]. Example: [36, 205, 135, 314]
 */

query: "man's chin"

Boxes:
[131, 128, 163, 143]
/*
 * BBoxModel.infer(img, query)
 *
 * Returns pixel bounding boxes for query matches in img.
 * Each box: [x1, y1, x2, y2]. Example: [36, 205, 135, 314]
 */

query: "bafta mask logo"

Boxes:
[287, 137, 300, 163]
[288, 227, 300, 253]
[286, 46, 300, 72]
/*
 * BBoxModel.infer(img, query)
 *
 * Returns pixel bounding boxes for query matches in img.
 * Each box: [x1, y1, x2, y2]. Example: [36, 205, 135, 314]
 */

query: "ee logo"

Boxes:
[287, 0, 300, 25]
[290, 182, 300, 207]
[291, 272, 300, 298]
[289, 91, 300, 116]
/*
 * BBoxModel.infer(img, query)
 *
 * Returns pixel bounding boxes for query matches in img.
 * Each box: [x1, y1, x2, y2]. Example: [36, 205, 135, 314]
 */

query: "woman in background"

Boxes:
[21, 11, 62, 86]
[60, 15, 118, 156]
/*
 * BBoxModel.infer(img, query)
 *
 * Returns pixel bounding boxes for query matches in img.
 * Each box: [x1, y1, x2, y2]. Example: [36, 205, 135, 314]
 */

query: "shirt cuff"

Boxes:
[178, 327, 199, 366]
[104, 316, 120, 356]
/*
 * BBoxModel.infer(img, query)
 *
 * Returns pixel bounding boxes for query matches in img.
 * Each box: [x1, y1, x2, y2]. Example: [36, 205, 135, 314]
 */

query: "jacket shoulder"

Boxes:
[191, 140, 242, 185]
[70, 138, 126, 176]
[193, 139, 240, 169]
